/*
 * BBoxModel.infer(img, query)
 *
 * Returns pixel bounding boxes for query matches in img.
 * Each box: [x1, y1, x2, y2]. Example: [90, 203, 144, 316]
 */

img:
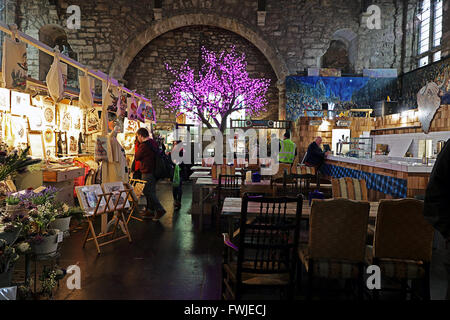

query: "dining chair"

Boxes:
[298, 198, 370, 300]
[213, 174, 243, 232]
[222, 194, 303, 300]
[368, 199, 434, 300]
[331, 177, 369, 201]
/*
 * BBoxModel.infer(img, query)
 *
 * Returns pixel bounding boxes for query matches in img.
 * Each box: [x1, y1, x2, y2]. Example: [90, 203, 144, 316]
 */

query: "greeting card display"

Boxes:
[75, 184, 108, 215]
[0, 88, 11, 112]
[102, 182, 131, 210]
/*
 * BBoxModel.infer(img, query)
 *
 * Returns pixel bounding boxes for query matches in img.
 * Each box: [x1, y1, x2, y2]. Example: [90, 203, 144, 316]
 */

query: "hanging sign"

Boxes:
[336, 120, 352, 127]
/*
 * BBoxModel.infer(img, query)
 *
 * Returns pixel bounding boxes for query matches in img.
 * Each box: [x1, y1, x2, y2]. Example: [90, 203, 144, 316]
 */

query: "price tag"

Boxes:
[57, 232, 64, 243]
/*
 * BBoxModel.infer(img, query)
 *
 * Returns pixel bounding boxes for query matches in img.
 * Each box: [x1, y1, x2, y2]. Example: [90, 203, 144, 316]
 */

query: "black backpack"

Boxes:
[146, 140, 174, 180]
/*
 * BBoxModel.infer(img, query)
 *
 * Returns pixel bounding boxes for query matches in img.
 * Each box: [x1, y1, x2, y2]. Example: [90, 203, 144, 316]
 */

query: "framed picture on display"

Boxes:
[10, 91, 30, 116]
[68, 131, 79, 155]
[28, 106, 44, 131]
[43, 103, 56, 127]
[10, 116, 28, 146]
[43, 128, 56, 158]
[0, 88, 11, 112]
[28, 132, 45, 159]
[101, 182, 131, 210]
[75, 184, 108, 215]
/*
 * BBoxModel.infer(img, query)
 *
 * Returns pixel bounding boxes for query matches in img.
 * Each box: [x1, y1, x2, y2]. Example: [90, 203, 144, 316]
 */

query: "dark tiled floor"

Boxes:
[52, 181, 223, 300]
[15, 181, 448, 300]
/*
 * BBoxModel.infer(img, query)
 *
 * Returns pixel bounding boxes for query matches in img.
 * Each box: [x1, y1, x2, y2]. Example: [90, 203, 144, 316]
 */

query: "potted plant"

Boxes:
[26, 201, 60, 256]
[0, 146, 41, 182]
[37, 266, 66, 299]
[49, 204, 83, 238]
[0, 239, 20, 287]
[5, 195, 20, 213]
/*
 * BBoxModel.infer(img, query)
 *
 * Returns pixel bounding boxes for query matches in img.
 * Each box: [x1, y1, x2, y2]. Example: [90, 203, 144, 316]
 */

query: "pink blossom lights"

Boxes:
[158, 46, 271, 132]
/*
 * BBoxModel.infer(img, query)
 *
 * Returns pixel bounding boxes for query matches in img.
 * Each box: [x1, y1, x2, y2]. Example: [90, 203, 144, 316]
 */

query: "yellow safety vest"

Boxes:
[279, 139, 296, 164]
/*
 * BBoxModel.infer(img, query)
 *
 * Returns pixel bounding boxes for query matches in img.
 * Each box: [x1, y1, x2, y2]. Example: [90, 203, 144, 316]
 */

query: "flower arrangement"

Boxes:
[0, 239, 19, 274]
[39, 266, 66, 298]
[27, 201, 59, 243]
[54, 203, 84, 222]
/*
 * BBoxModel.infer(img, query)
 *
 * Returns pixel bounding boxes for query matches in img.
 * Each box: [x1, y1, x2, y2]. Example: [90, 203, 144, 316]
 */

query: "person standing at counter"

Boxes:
[424, 138, 450, 300]
[304, 136, 331, 171]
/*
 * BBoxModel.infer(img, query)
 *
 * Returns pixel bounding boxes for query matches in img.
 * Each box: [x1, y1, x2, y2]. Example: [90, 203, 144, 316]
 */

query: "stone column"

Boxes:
[277, 79, 286, 121]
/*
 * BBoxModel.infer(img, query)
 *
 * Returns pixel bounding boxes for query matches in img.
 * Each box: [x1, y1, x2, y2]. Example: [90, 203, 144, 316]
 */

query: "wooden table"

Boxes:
[221, 197, 379, 219]
[191, 166, 212, 172]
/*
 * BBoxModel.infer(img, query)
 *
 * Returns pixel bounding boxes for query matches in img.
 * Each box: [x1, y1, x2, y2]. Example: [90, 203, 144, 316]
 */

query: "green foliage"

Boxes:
[5, 196, 20, 205]
[0, 147, 41, 181]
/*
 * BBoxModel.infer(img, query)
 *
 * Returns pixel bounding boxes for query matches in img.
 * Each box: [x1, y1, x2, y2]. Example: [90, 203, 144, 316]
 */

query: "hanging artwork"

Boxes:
[94, 136, 108, 162]
[27, 106, 44, 131]
[116, 91, 127, 118]
[143, 101, 156, 122]
[43, 128, 56, 158]
[127, 96, 138, 121]
[137, 101, 146, 123]
[0, 88, 11, 112]
[86, 107, 101, 133]
[46, 53, 65, 103]
[124, 118, 140, 134]
[68, 131, 79, 155]
[117, 133, 136, 155]
[70, 106, 82, 131]
[79, 74, 94, 109]
[2, 37, 28, 90]
[59, 104, 72, 131]
[10, 116, 27, 147]
[10, 91, 30, 116]
[28, 132, 45, 159]
[42, 103, 56, 127]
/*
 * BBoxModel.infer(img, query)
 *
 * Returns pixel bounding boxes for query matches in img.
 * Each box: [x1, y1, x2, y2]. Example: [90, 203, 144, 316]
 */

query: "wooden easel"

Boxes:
[82, 190, 133, 254]
[125, 179, 148, 224]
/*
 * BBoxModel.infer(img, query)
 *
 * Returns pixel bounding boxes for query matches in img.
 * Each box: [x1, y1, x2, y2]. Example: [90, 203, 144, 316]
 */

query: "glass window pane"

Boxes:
[419, 56, 429, 67]
[433, 51, 441, 62]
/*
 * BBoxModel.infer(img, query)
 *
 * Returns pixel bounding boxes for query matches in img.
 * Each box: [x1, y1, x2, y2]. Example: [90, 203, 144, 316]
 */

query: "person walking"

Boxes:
[171, 140, 184, 210]
[135, 128, 166, 221]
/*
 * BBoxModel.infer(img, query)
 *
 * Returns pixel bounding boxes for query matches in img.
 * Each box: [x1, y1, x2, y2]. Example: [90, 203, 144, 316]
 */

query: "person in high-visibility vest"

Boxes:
[279, 131, 297, 164]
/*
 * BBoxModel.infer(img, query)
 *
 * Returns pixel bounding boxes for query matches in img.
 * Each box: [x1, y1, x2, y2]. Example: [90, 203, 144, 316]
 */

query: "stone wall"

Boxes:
[123, 25, 278, 124]
[5, 0, 449, 120]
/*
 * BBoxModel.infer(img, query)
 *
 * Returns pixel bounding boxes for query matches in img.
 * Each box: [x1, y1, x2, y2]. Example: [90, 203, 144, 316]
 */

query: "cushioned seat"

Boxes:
[298, 244, 365, 279]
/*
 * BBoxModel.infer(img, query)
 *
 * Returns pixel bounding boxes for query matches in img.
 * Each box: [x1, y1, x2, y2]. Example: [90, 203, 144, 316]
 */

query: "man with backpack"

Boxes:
[135, 128, 166, 221]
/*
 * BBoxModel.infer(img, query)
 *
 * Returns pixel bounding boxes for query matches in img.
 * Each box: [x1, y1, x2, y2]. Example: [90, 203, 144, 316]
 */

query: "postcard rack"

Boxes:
[82, 189, 133, 254]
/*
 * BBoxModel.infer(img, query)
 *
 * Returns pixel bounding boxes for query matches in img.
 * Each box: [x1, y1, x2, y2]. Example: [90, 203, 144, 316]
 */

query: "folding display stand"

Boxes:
[125, 179, 148, 224]
[82, 190, 133, 254]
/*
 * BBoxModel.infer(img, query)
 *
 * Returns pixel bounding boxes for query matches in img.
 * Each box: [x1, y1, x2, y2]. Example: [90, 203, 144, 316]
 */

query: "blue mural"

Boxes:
[286, 76, 398, 121]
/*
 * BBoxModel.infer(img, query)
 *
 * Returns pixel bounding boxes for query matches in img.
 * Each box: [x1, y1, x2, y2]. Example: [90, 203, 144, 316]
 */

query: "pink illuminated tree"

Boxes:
[158, 46, 271, 132]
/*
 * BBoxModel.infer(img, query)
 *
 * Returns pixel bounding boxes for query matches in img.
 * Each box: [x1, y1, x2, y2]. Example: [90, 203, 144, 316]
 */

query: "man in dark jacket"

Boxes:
[424, 138, 450, 299]
[135, 128, 166, 221]
[304, 136, 330, 169]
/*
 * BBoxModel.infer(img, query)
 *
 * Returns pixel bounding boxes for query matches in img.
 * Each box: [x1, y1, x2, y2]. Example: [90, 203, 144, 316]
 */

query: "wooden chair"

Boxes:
[298, 198, 370, 300]
[212, 174, 243, 231]
[275, 171, 313, 198]
[222, 194, 303, 300]
[331, 177, 368, 201]
[368, 199, 434, 300]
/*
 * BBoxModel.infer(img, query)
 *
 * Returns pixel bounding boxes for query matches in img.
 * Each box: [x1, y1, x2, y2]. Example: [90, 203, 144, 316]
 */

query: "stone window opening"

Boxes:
[39, 24, 78, 88]
[416, 0, 443, 68]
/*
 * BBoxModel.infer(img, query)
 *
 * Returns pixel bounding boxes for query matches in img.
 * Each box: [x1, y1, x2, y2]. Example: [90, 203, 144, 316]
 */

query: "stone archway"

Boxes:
[109, 13, 289, 120]
[110, 13, 288, 82]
